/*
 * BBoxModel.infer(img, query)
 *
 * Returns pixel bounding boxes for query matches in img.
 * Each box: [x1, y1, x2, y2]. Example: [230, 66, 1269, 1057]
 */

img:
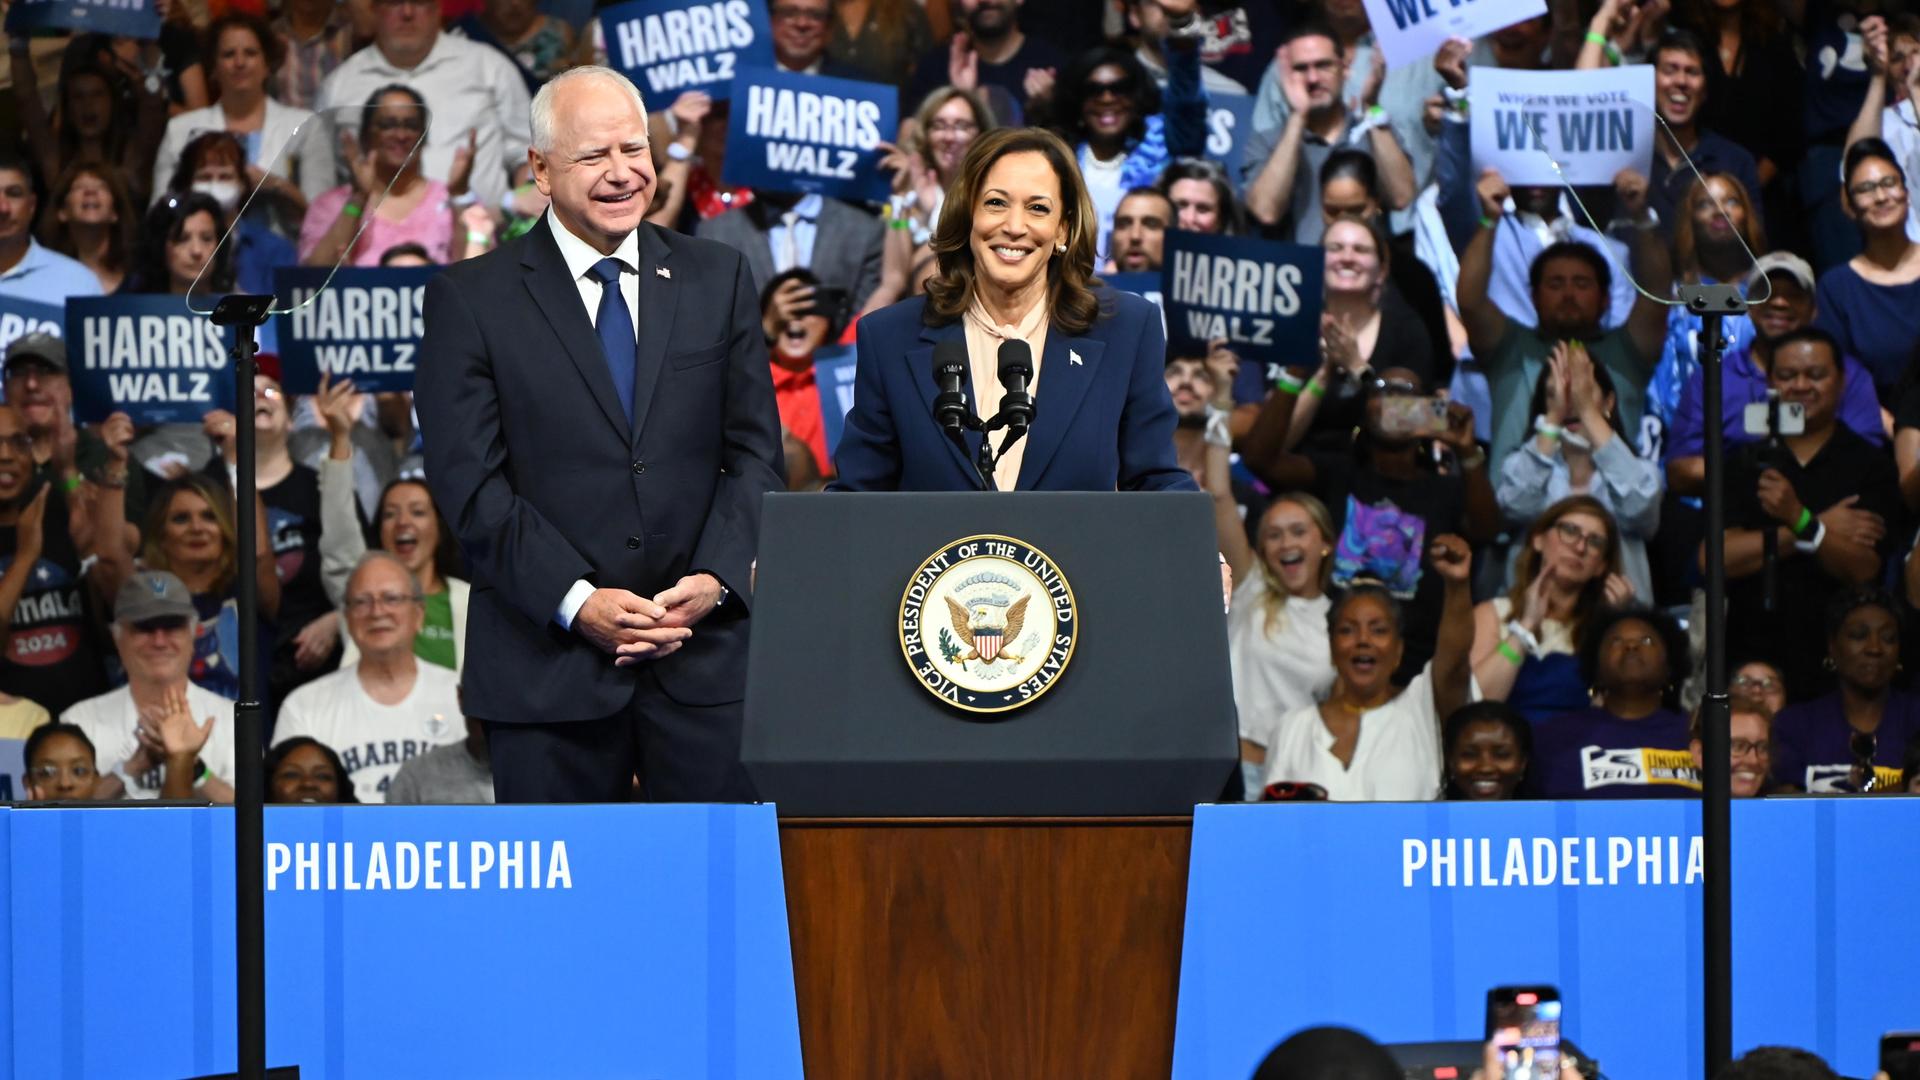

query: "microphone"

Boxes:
[931, 339, 970, 441]
[995, 339, 1035, 437]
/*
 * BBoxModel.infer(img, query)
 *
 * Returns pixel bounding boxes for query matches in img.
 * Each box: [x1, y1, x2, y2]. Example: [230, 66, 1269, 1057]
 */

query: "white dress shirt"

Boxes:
[767, 193, 822, 273]
[545, 212, 642, 630]
[1261, 663, 1447, 802]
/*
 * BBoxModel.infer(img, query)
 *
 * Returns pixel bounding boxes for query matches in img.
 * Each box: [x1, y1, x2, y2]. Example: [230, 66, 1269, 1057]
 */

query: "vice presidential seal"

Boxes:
[898, 534, 1078, 715]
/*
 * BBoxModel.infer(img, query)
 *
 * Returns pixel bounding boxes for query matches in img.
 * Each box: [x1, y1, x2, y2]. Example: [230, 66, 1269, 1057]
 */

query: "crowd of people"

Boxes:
[5, 0, 1920, 806]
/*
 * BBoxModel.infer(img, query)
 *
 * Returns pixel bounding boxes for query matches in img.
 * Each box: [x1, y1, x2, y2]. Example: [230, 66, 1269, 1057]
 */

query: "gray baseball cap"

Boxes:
[3, 332, 67, 375]
[1745, 252, 1816, 295]
[114, 571, 197, 625]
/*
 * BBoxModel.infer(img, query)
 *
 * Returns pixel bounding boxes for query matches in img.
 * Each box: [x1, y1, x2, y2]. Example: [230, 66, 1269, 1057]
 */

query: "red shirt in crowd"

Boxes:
[771, 360, 831, 478]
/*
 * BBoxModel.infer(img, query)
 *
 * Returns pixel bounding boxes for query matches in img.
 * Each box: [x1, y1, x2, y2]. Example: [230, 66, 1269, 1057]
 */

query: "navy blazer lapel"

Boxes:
[909, 321, 987, 489]
[521, 215, 631, 443]
[629, 225, 677, 443]
[1015, 330, 1106, 490]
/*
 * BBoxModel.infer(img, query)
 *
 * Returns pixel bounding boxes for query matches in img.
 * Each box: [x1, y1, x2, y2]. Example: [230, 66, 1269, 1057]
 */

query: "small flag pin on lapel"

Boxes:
[655, 266, 671, 279]
[1070, 349, 1082, 366]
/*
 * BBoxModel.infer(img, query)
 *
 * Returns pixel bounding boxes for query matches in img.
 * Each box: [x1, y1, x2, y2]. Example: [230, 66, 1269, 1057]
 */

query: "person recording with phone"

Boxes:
[760, 268, 850, 481]
[831, 126, 1191, 496]
[1241, 365, 1498, 683]
[1715, 328, 1900, 704]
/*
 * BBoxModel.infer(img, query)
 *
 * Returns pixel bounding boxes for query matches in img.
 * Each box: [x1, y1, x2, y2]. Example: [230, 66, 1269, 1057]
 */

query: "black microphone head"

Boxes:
[996, 338, 1033, 381]
[933, 338, 969, 379]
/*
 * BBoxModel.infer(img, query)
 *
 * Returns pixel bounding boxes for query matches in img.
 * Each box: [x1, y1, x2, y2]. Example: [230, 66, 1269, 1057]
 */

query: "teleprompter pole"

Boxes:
[1684, 282, 1745, 1076]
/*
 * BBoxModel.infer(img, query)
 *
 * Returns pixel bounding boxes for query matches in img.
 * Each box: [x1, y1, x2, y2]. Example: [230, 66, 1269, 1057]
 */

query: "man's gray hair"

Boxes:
[529, 66, 649, 155]
[348, 549, 423, 601]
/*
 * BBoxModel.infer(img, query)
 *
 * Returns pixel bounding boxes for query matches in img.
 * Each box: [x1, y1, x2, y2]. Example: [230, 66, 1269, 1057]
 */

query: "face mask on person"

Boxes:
[193, 180, 242, 214]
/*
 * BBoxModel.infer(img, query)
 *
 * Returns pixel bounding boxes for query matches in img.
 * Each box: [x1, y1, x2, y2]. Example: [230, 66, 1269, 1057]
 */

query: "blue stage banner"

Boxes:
[1202, 93, 1257, 187]
[5, 803, 804, 1079]
[0, 295, 62, 364]
[1173, 799, 1920, 1080]
[273, 266, 433, 394]
[4, 0, 160, 39]
[598, 0, 773, 102]
[814, 345, 856, 457]
[65, 295, 235, 424]
[722, 67, 897, 204]
[1160, 231, 1323, 366]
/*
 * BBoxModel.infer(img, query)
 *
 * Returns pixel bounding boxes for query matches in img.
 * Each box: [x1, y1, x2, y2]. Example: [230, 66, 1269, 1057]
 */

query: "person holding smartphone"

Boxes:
[759, 267, 850, 481]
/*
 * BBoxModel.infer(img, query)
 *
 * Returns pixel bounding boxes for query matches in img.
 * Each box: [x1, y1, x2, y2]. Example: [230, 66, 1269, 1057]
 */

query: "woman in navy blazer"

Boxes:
[831, 127, 1196, 493]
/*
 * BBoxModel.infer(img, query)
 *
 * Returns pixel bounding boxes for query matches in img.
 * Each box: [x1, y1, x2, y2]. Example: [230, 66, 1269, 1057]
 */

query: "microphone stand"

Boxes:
[1685, 281, 1745, 1079]
[1760, 391, 1781, 612]
[208, 293, 279, 1080]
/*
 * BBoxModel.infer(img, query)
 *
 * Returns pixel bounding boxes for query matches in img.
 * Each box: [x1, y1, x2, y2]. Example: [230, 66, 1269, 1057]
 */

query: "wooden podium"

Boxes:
[779, 816, 1193, 1079]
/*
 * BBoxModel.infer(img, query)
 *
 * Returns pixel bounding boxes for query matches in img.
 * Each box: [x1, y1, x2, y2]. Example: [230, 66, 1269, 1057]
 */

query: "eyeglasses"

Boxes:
[345, 591, 423, 614]
[1848, 175, 1905, 200]
[0, 433, 32, 455]
[770, 5, 828, 22]
[1849, 730, 1879, 792]
[5, 363, 61, 382]
[130, 616, 191, 634]
[1729, 738, 1769, 758]
[30, 763, 96, 781]
[1553, 520, 1609, 553]
[370, 116, 426, 133]
[1084, 76, 1137, 98]
[926, 120, 979, 136]
[1606, 633, 1658, 650]
[255, 385, 282, 400]
[1731, 673, 1781, 694]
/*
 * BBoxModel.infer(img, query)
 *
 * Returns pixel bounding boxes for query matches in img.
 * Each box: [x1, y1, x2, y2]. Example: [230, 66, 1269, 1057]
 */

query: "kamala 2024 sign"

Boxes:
[898, 535, 1077, 715]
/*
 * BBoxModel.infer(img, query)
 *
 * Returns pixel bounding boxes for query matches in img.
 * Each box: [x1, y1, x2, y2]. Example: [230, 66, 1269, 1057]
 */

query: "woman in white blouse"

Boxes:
[1214, 477, 1337, 798]
[1261, 535, 1476, 801]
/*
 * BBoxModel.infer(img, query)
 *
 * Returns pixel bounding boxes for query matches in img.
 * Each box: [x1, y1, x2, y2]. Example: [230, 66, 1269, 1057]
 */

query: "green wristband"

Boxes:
[1793, 507, 1813, 537]
[1305, 376, 1327, 398]
[342, 200, 363, 219]
[61, 473, 83, 493]
[1274, 370, 1306, 395]
[1497, 640, 1525, 665]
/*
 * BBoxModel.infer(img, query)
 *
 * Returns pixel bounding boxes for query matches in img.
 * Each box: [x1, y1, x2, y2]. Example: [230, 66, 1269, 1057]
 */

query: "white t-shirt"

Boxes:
[62, 683, 238, 799]
[1261, 662, 1446, 802]
[273, 662, 463, 803]
[1228, 578, 1332, 751]
[1877, 102, 1920, 243]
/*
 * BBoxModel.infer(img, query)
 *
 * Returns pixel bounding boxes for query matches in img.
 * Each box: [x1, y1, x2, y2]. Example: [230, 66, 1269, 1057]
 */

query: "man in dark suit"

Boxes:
[415, 66, 785, 803]
[696, 193, 885, 310]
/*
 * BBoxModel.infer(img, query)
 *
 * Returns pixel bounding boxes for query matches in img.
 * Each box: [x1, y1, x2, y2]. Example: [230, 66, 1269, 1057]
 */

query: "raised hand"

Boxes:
[669, 89, 712, 130]
[1434, 36, 1471, 91]
[1476, 167, 1511, 221]
[948, 33, 979, 92]
[1429, 534, 1473, 584]
[1204, 338, 1241, 408]
[1614, 167, 1651, 221]
[448, 128, 478, 198]
[155, 685, 216, 761]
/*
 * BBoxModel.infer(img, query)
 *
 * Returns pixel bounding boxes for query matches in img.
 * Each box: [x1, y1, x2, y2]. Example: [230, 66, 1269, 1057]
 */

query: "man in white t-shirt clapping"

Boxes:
[274, 552, 462, 803]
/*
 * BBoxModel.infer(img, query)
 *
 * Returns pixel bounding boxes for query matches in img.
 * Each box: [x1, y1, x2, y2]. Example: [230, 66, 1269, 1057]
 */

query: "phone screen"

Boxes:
[1378, 395, 1449, 438]
[1489, 989, 1561, 1080]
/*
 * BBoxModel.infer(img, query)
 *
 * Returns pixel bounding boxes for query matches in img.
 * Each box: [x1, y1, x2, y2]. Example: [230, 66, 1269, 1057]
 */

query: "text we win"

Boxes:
[1493, 108, 1637, 153]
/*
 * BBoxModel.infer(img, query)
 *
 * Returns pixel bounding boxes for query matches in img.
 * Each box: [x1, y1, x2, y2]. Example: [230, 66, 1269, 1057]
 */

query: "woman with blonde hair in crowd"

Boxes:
[1471, 494, 1632, 725]
[134, 474, 280, 703]
[862, 86, 999, 311]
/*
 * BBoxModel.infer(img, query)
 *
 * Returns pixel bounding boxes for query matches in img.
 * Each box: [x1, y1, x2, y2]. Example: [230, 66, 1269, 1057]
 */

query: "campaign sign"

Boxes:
[1365, 0, 1544, 69]
[66, 295, 235, 424]
[1101, 271, 1167, 337]
[273, 266, 433, 394]
[814, 345, 856, 457]
[0, 295, 62, 364]
[1160, 232, 1323, 364]
[4, 0, 160, 39]
[1202, 93, 1257, 188]
[599, 0, 773, 102]
[723, 67, 898, 204]
[5, 803, 805, 1078]
[1470, 65, 1656, 186]
[1172, 799, 1920, 1080]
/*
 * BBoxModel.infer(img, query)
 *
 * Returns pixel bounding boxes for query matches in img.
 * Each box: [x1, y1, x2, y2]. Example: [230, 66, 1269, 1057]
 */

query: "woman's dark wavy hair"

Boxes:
[38, 157, 137, 276]
[923, 127, 1105, 335]
[1157, 158, 1248, 235]
[1577, 606, 1691, 707]
[204, 12, 286, 83]
[360, 83, 429, 151]
[164, 129, 248, 198]
[1441, 701, 1532, 799]
[130, 190, 234, 294]
[265, 737, 361, 804]
[1052, 47, 1160, 147]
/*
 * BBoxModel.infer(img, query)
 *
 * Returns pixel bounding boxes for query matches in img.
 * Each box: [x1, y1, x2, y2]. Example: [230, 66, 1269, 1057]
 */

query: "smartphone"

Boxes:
[1741, 399, 1806, 438]
[1379, 395, 1451, 438]
[1486, 985, 1561, 1080]
[806, 285, 852, 327]
[1884, 1031, 1920, 1080]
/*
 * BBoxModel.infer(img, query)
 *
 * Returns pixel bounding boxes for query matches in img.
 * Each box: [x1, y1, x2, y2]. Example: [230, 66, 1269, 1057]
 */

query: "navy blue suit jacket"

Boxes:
[415, 218, 785, 723]
[830, 289, 1197, 492]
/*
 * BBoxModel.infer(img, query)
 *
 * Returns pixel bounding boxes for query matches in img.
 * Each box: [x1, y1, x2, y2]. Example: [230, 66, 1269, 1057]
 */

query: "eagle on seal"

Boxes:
[944, 595, 1030, 664]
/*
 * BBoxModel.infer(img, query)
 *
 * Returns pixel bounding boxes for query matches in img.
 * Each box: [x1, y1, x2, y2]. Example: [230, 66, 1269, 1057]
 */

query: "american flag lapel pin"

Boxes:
[655, 266, 671, 280]
[1070, 349, 1082, 366]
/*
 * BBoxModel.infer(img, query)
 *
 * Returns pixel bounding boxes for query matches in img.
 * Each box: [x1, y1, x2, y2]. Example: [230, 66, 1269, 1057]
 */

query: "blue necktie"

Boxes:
[587, 257, 636, 425]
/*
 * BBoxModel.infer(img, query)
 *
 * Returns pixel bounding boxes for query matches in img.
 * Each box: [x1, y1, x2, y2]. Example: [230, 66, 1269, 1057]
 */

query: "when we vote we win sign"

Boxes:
[1362, 0, 1544, 68]
[1470, 66, 1655, 186]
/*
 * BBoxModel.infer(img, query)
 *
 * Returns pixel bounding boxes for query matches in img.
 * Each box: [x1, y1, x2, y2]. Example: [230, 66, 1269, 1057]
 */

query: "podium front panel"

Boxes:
[743, 492, 1237, 815]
